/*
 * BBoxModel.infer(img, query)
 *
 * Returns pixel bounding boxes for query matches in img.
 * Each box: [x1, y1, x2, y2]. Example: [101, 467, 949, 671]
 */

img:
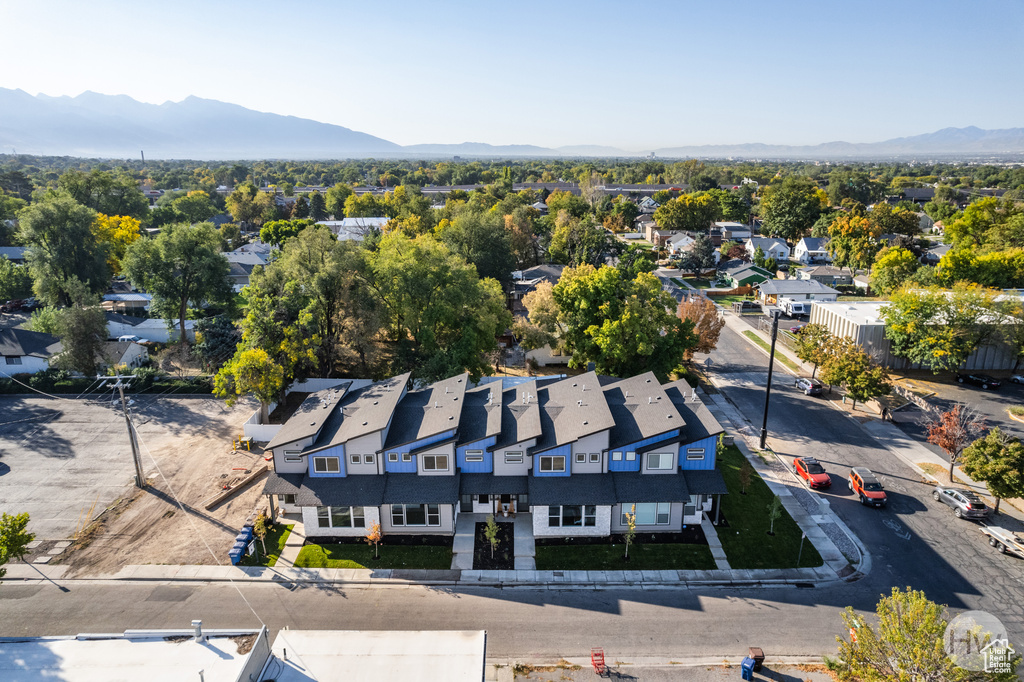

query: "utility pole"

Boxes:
[102, 375, 146, 488]
[758, 310, 781, 450]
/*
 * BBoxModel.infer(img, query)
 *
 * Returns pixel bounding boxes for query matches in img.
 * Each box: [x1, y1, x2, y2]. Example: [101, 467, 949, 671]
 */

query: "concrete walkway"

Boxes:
[513, 513, 535, 570]
[275, 513, 306, 567]
[452, 512, 537, 570]
[700, 516, 730, 569]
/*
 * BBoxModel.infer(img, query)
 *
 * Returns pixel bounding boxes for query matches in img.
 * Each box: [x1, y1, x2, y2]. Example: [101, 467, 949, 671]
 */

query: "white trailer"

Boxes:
[980, 525, 1024, 558]
[779, 297, 810, 317]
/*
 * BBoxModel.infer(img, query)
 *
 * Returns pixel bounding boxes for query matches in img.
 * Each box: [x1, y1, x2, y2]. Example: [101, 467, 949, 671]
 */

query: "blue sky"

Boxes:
[2, 0, 1022, 150]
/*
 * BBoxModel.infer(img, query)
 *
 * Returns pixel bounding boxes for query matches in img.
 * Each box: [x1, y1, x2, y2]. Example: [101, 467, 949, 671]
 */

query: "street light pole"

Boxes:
[101, 374, 146, 488]
[759, 310, 781, 449]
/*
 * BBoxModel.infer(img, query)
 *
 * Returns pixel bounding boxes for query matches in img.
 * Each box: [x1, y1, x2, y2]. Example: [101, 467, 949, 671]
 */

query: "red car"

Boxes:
[793, 457, 831, 488]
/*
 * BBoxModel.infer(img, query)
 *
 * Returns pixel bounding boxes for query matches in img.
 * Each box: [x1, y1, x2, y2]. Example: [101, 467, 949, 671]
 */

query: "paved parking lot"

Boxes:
[0, 394, 255, 540]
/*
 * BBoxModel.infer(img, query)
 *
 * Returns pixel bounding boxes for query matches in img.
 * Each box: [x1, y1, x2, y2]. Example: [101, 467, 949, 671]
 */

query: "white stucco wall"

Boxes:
[301, 505, 381, 538]
[531, 505, 612, 537]
[2, 356, 50, 374]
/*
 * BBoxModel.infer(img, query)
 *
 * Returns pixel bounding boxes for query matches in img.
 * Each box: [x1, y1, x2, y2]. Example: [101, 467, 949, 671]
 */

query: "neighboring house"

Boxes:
[810, 301, 1019, 370]
[721, 262, 773, 288]
[261, 370, 729, 540]
[638, 197, 659, 213]
[918, 212, 934, 233]
[793, 237, 830, 264]
[746, 237, 791, 262]
[0, 328, 62, 375]
[665, 233, 694, 255]
[104, 312, 196, 344]
[317, 217, 390, 242]
[921, 243, 951, 264]
[647, 227, 680, 247]
[715, 222, 751, 240]
[228, 261, 256, 292]
[509, 264, 566, 316]
[530, 201, 549, 214]
[755, 279, 840, 305]
[853, 274, 871, 292]
[98, 340, 149, 371]
[0, 246, 27, 264]
[102, 292, 153, 313]
[635, 215, 657, 233]
[796, 266, 854, 287]
[224, 251, 268, 267]
[235, 240, 273, 257]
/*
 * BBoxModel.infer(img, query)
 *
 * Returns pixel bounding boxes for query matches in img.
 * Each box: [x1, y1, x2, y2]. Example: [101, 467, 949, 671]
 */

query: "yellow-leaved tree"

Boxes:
[92, 214, 142, 274]
[214, 348, 285, 422]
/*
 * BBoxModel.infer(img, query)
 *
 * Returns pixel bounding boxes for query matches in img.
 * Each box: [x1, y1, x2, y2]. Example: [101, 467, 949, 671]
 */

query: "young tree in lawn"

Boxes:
[926, 403, 987, 482]
[365, 521, 382, 560]
[677, 295, 725, 361]
[960, 428, 1024, 515]
[253, 511, 269, 557]
[0, 512, 34, 582]
[766, 495, 782, 535]
[623, 504, 637, 560]
[484, 515, 501, 559]
[739, 459, 753, 495]
[793, 324, 832, 378]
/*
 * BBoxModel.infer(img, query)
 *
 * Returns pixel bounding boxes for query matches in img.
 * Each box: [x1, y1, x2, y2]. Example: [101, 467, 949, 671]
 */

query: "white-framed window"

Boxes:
[402, 453, 412, 462]
[612, 451, 622, 461]
[686, 448, 705, 461]
[350, 454, 361, 465]
[465, 450, 484, 462]
[312, 456, 340, 474]
[622, 502, 671, 525]
[647, 452, 672, 470]
[422, 454, 448, 471]
[548, 505, 597, 527]
[589, 453, 600, 463]
[626, 451, 636, 461]
[504, 452, 523, 463]
[283, 450, 302, 463]
[365, 453, 375, 464]
[539, 455, 565, 473]
[279, 494, 296, 505]
[575, 453, 586, 463]
[317, 506, 364, 528]
[388, 452, 398, 462]
[391, 503, 441, 526]
[4, 356, 22, 365]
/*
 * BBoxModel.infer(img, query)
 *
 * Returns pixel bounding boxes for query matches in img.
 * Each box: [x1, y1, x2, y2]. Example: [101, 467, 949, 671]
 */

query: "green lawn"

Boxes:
[708, 294, 752, 305]
[237, 523, 293, 568]
[684, 278, 712, 289]
[535, 542, 716, 571]
[717, 446, 823, 569]
[742, 331, 801, 372]
[294, 542, 452, 569]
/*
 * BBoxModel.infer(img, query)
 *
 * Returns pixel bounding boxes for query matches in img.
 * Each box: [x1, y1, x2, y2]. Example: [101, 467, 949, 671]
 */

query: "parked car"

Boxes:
[980, 526, 1024, 558]
[932, 484, 990, 520]
[21, 297, 39, 311]
[956, 373, 1001, 390]
[793, 457, 831, 488]
[117, 334, 151, 345]
[795, 377, 823, 395]
[1009, 374, 1024, 384]
[789, 324, 807, 334]
[849, 467, 887, 507]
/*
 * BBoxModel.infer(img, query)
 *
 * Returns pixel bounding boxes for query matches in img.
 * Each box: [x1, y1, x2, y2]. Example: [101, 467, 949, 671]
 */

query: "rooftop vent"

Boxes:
[362, 421, 368, 426]
[577, 400, 583, 406]
[648, 397, 652, 404]
[583, 420, 588, 425]
[310, 421, 315, 426]
[434, 401, 439, 409]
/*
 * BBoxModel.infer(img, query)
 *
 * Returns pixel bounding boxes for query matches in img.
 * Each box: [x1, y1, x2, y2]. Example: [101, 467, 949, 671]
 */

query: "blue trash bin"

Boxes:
[740, 656, 755, 680]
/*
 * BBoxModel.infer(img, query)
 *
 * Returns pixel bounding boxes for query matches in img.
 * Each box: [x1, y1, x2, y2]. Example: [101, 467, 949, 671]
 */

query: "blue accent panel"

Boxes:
[608, 429, 679, 472]
[308, 443, 346, 477]
[678, 435, 717, 470]
[533, 443, 571, 477]
[457, 436, 495, 473]
[383, 429, 457, 473]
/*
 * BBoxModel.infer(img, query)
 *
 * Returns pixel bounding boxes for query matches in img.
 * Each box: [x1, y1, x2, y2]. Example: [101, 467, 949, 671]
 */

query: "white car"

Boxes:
[1010, 375, 1024, 384]
[117, 334, 151, 344]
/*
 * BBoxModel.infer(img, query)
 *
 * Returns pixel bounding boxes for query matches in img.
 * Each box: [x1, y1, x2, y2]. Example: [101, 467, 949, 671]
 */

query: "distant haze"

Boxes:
[1, 89, 1023, 161]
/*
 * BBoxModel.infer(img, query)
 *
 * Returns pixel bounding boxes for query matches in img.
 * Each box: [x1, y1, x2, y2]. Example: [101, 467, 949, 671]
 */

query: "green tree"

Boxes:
[214, 347, 285, 420]
[483, 514, 501, 559]
[0, 512, 34, 582]
[826, 170, 883, 206]
[121, 222, 232, 347]
[961, 428, 1024, 515]
[260, 218, 317, 248]
[653, 193, 722, 233]
[871, 247, 920, 295]
[325, 183, 353, 219]
[308, 190, 328, 221]
[17, 194, 109, 307]
[553, 265, 697, 379]
[616, 244, 657, 280]
[192, 316, 241, 371]
[438, 206, 516, 288]
[54, 289, 109, 376]
[766, 494, 782, 535]
[623, 504, 637, 560]
[57, 169, 149, 219]
[253, 511, 269, 556]
[548, 214, 613, 268]
[291, 195, 310, 219]
[0, 257, 32, 300]
[759, 176, 825, 241]
[831, 587, 1019, 682]
[226, 182, 276, 228]
[171, 191, 218, 224]
[870, 202, 920, 237]
[690, 233, 717, 271]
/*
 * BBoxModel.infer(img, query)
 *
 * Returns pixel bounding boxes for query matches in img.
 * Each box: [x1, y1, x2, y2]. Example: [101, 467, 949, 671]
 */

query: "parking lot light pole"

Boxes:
[759, 310, 781, 450]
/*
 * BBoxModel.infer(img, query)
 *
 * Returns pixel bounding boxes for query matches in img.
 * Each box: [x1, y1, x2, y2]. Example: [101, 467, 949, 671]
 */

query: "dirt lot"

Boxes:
[0, 393, 268, 575]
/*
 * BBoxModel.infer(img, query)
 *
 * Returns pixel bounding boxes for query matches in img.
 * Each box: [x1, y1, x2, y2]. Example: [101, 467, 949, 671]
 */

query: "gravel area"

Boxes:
[791, 486, 823, 516]
[819, 520, 857, 563]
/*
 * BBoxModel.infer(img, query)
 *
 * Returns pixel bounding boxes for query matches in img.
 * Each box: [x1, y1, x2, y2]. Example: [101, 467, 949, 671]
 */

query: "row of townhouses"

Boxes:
[262, 370, 728, 540]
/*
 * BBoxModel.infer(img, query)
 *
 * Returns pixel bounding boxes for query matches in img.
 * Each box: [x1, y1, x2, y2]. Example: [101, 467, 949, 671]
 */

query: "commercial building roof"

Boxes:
[756, 279, 839, 296]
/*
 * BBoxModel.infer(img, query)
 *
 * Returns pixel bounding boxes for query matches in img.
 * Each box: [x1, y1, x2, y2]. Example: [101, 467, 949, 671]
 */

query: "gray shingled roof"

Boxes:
[456, 385, 502, 445]
[0, 328, 62, 359]
[797, 237, 828, 251]
[519, 263, 565, 285]
[683, 469, 729, 495]
[611, 472, 690, 503]
[266, 385, 352, 451]
[459, 474, 528, 495]
[493, 380, 542, 449]
[263, 472, 304, 496]
[663, 381, 725, 444]
[382, 473, 461, 505]
[307, 373, 411, 452]
[756, 279, 839, 296]
[528, 473, 617, 506]
[383, 373, 469, 449]
[531, 372, 615, 454]
[602, 372, 684, 449]
[296, 475, 387, 507]
[104, 312, 146, 326]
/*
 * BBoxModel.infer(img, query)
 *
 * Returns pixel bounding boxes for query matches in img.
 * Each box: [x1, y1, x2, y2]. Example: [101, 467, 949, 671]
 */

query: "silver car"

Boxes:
[933, 484, 990, 520]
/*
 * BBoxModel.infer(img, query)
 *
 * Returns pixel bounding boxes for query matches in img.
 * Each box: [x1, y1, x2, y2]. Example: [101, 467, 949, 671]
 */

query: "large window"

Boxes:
[312, 456, 340, 474]
[422, 454, 448, 471]
[622, 502, 670, 525]
[539, 456, 565, 473]
[548, 505, 596, 527]
[4, 356, 22, 365]
[317, 506, 364, 528]
[279, 494, 296, 505]
[391, 504, 441, 526]
[646, 453, 672, 470]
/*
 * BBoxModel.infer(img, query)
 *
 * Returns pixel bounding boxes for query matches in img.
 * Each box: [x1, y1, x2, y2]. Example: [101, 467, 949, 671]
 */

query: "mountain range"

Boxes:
[1, 88, 1023, 160]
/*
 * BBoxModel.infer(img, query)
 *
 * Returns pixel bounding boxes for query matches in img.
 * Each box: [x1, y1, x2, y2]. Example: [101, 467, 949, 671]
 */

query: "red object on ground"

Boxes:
[591, 647, 606, 675]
